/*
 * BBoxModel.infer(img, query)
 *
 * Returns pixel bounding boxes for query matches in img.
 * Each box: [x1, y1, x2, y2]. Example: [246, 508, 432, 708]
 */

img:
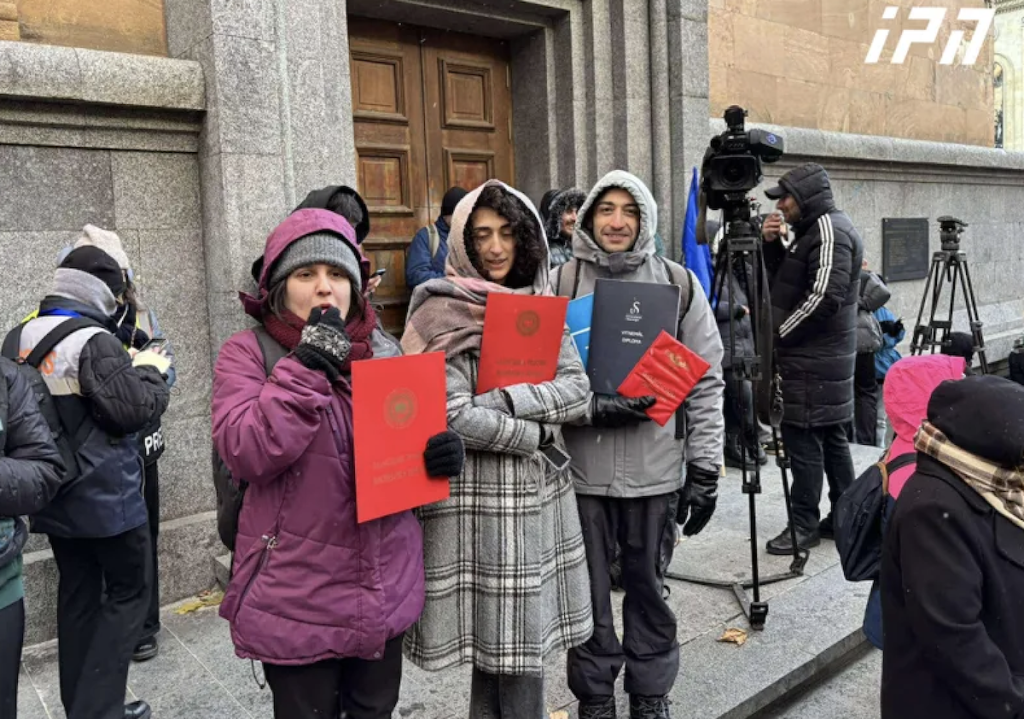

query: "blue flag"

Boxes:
[682, 166, 714, 297]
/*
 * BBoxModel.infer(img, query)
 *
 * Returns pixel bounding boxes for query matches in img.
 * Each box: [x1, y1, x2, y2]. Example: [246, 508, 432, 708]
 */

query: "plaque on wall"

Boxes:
[882, 218, 930, 282]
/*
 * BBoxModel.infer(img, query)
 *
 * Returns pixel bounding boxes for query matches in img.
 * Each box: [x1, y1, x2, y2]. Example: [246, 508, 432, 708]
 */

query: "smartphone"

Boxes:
[371, 268, 387, 278]
[140, 337, 168, 352]
[540, 444, 571, 471]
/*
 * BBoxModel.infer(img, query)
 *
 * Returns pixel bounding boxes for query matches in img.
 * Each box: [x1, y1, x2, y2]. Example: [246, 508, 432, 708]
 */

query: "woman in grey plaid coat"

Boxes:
[401, 180, 594, 716]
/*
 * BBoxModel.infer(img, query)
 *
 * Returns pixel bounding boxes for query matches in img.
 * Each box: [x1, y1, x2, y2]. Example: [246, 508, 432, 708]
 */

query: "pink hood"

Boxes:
[883, 354, 965, 498]
[240, 209, 368, 321]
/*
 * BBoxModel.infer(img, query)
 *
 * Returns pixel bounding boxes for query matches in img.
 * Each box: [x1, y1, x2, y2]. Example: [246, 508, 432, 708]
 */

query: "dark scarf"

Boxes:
[263, 301, 378, 372]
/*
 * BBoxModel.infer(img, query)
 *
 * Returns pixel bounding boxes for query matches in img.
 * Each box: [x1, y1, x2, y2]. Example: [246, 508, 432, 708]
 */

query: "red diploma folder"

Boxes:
[352, 352, 449, 523]
[616, 331, 711, 426]
[476, 294, 569, 394]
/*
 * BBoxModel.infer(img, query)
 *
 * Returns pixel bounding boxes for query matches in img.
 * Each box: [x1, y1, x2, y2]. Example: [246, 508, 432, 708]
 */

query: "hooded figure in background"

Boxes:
[760, 163, 863, 555]
[881, 374, 1024, 719]
[544, 187, 586, 268]
[551, 170, 724, 719]
[68, 224, 176, 665]
[858, 353, 965, 650]
[401, 180, 593, 718]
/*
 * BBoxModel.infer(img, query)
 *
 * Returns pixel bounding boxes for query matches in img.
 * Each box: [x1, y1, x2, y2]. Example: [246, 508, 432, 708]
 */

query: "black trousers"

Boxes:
[852, 353, 879, 446]
[263, 633, 404, 719]
[140, 461, 160, 642]
[781, 423, 856, 531]
[49, 524, 151, 719]
[568, 494, 679, 702]
[0, 598, 24, 719]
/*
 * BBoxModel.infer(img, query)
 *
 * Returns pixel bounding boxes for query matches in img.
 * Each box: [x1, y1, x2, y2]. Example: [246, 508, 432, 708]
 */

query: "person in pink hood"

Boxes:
[861, 353, 965, 649]
[212, 209, 465, 719]
[883, 354, 966, 499]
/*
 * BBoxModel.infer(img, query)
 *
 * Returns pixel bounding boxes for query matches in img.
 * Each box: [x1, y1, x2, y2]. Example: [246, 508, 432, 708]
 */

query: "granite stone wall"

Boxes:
[0, 40, 218, 645]
[723, 120, 1024, 366]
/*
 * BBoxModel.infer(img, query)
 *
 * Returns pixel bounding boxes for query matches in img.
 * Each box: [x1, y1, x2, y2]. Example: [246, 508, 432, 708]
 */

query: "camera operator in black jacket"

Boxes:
[759, 163, 863, 554]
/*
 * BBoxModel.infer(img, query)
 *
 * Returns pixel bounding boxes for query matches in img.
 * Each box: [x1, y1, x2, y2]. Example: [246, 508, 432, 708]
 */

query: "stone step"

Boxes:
[213, 552, 231, 589]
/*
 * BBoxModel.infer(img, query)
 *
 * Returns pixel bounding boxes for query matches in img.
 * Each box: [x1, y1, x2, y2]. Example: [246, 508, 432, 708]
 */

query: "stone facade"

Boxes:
[710, 0, 994, 146]
[0, 41, 215, 645]
[996, 0, 1024, 149]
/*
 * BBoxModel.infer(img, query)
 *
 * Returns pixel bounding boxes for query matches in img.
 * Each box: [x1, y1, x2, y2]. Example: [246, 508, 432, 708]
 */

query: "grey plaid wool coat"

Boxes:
[404, 331, 594, 675]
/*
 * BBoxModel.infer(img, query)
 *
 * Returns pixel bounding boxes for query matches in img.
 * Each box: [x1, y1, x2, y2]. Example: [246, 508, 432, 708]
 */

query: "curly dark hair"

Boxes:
[464, 186, 545, 289]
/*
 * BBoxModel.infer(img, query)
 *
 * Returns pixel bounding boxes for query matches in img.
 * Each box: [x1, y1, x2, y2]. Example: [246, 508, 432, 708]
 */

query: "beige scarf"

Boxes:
[915, 420, 1024, 531]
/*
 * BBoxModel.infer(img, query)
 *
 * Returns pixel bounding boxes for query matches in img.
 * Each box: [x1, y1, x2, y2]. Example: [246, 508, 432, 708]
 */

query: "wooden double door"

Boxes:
[348, 17, 514, 333]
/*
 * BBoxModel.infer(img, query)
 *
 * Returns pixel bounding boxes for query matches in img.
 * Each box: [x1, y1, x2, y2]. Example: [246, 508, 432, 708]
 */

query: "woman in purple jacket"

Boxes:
[212, 209, 464, 719]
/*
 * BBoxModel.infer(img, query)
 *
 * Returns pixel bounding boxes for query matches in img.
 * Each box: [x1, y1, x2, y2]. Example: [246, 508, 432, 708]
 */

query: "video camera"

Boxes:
[701, 106, 784, 211]
[938, 215, 967, 252]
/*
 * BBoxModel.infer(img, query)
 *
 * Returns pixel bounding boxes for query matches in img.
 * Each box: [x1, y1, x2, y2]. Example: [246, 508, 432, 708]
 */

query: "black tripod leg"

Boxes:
[960, 260, 989, 374]
[774, 427, 809, 576]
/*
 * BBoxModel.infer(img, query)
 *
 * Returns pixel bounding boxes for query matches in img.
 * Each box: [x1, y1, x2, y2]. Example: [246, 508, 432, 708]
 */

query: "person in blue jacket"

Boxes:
[405, 186, 468, 289]
[873, 306, 904, 446]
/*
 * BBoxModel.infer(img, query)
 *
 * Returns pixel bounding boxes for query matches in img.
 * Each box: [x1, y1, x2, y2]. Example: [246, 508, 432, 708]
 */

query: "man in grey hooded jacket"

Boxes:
[552, 171, 725, 719]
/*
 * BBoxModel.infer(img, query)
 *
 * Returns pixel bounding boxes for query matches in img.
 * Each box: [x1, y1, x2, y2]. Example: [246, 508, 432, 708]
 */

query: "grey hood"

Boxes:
[573, 170, 659, 274]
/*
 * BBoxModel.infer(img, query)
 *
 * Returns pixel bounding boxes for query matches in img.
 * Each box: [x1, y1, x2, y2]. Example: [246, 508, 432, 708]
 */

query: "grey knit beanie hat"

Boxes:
[269, 232, 363, 293]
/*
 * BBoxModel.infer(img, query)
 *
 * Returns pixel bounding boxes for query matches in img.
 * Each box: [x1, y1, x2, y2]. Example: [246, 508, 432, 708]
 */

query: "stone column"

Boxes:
[0, 1, 19, 41]
[163, 0, 357, 353]
[666, 0, 711, 260]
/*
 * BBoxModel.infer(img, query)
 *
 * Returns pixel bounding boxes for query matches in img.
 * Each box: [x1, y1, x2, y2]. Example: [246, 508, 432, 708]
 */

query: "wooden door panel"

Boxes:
[348, 18, 427, 334]
[422, 30, 514, 206]
[348, 19, 512, 335]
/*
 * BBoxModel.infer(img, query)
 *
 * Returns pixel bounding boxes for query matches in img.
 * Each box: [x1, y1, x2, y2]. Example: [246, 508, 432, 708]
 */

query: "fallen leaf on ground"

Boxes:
[548, 711, 569, 719]
[717, 628, 748, 646]
[174, 589, 224, 614]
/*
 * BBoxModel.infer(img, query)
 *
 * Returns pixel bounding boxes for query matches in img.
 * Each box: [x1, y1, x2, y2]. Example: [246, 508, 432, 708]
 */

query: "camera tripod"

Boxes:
[665, 204, 807, 631]
[909, 216, 988, 374]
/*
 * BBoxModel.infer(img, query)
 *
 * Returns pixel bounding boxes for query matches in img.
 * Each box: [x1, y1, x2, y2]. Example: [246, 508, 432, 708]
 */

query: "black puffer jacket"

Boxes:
[18, 297, 170, 538]
[0, 357, 65, 563]
[763, 164, 863, 427]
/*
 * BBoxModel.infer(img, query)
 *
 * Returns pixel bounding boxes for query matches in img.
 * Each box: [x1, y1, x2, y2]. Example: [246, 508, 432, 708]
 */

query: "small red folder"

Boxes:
[352, 352, 449, 523]
[617, 331, 711, 426]
[476, 294, 569, 394]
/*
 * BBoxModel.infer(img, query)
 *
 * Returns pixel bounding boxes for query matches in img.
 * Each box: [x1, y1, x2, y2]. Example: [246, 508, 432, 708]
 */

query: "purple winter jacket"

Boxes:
[213, 209, 425, 665]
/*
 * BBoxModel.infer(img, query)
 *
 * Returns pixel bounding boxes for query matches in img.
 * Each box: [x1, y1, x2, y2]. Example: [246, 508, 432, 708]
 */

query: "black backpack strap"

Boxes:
[885, 453, 917, 473]
[252, 326, 289, 376]
[572, 259, 582, 299]
[21, 318, 103, 368]
[1, 325, 24, 361]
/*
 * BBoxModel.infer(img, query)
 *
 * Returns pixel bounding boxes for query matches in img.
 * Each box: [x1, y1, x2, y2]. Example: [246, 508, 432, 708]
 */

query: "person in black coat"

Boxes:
[760, 163, 863, 554]
[0, 357, 65, 719]
[880, 374, 1024, 719]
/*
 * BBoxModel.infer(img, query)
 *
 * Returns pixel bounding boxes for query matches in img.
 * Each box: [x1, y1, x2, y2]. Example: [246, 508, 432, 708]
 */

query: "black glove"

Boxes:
[589, 394, 656, 429]
[423, 431, 465, 478]
[293, 306, 351, 382]
[732, 305, 748, 321]
[676, 466, 719, 536]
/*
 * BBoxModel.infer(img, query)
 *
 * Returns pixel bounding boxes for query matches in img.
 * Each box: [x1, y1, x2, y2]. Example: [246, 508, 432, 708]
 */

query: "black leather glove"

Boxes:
[589, 394, 656, 429]
[732, 305, 748, 321]
[676, 466, 719, 536]
[293, 306, 351, 382]
[424, 431, 465, 478]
